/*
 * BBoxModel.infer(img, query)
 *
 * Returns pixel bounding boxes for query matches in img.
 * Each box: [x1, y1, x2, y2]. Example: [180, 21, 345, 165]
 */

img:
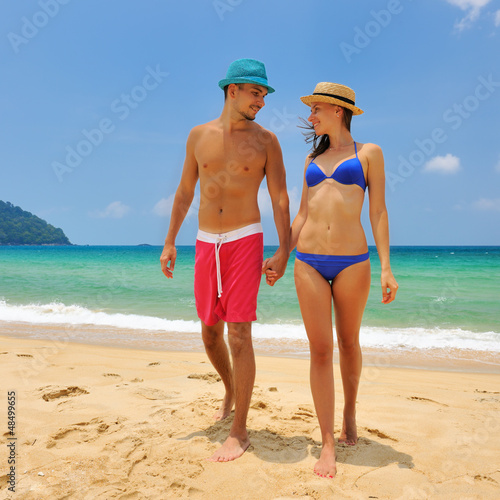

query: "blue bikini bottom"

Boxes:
[295, 251, 370, 282]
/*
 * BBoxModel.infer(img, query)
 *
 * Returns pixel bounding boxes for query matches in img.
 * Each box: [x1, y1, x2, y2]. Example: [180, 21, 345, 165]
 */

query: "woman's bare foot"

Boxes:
[314, 442, 337, 478]
[208, 433, 250, 462]
[338, 415, 358, 445]
[213, 391, 234, 421]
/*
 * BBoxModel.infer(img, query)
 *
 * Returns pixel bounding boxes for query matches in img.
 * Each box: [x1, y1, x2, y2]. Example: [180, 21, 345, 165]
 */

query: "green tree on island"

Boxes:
[0, 201, 71, 245]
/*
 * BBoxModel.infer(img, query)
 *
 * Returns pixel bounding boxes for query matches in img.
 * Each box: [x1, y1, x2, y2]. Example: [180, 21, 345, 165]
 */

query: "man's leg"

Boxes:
[208, 321, 254, 462]
[201, 320, 234, 421]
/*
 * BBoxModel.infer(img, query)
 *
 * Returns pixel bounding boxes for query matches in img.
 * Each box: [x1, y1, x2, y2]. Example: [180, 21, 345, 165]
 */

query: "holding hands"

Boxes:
[262, 249, 288, 286]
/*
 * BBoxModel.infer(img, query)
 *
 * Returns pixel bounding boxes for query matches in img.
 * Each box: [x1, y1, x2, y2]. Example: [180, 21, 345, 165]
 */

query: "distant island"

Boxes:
[0, 200, 71, 245]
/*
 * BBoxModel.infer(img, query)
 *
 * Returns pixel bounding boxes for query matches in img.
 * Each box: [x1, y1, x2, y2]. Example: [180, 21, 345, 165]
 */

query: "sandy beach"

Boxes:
[1, 331, 500, 500]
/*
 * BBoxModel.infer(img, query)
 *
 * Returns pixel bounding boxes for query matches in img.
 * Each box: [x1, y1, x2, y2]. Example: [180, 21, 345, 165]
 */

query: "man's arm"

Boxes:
[160, 128, 199, 278]
[289, 158, 311, 252]
[262, 131, 290, 285]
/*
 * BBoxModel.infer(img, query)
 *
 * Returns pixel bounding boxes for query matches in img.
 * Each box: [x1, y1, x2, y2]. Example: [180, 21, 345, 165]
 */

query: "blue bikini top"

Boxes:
[305, 142, 366, 191]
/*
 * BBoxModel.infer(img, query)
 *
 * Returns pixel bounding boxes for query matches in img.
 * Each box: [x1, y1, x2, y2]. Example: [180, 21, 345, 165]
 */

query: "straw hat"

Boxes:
[300, 82, 363, 115]
[218, 58, 275, 94]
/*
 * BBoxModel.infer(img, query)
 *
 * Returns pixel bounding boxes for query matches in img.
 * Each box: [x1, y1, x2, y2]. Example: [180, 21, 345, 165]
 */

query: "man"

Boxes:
[160, 58, 289, 462]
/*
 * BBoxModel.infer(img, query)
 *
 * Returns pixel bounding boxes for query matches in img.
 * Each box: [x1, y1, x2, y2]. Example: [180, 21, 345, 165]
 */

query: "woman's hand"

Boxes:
[381, 269, 398, 304]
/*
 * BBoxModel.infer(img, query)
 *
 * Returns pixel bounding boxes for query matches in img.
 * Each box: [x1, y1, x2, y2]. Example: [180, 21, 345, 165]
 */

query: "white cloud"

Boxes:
[152, 195, 197, 218]
[154, 184, 336, 222]
[446, 0, 490, 9]
[423, 154, 461, 174]
[153, 196, 174, 217]
[495, 9, 500, 27]
[473, 198, 500, 211]
[445, 0, 492, 30]
[91, 201, 131, 219]
[258, 188, 273, 216]
[258, 186, 302, 218]
[287, 186, 302, 219]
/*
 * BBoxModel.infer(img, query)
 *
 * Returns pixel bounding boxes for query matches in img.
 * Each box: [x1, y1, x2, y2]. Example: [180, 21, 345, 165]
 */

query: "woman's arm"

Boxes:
[263, 157, 310, 285]
[366, 143, 399, 304]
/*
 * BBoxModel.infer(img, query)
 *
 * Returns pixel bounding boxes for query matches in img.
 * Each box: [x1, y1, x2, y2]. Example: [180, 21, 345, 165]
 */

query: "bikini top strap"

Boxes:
[354, 141, 358, 157]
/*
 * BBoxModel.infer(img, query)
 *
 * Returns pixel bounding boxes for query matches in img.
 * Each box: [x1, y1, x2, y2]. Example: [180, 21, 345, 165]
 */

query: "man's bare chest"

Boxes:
[195, 133, 267, 176]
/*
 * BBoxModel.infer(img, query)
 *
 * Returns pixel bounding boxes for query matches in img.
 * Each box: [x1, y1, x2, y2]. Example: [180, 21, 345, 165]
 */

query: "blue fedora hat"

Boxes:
[218, 58, 275, 93]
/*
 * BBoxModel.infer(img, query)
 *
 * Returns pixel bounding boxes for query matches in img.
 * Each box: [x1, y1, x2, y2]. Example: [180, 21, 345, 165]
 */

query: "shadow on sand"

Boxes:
[178, 416, 414, 468]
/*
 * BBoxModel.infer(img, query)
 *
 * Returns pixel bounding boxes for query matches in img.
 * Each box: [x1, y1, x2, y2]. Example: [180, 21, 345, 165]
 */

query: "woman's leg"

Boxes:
[294, 258, 336, 478]
[331, 259, 371, 445]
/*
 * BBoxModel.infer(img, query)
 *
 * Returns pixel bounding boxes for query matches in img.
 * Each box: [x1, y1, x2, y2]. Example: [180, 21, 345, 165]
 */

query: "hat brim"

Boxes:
[300, 94, 363, 115]
[218, 77, 275, 94]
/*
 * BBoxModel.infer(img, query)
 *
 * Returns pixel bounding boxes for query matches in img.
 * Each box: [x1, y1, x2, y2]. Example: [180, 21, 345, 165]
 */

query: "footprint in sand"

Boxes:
[46, 417, 121, 449]
[17, 354, 34, 358]
[292, 406, 315, 420]
[408, 396, 448, 407]
[474, 389, 500, 403]
[474, 474, 498, 484]
[187, 372, 221, 384]
[135, 387, 178, 400]
[148, 362, 160, 366]
[251, 400, 268, 410]
[38, 385, 89, 402]
[365, 427, 398, 442]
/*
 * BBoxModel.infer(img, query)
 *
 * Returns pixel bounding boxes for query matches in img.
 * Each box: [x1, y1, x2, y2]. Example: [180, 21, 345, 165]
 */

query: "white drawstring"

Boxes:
[215, 235, 227, 298]
[196, 223, 263, 299]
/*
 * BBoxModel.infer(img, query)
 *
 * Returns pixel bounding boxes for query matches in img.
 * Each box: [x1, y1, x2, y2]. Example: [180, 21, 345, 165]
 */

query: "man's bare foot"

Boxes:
[207, 434, 250, 462]
[314, 443, 337, 478]
[338, 415, 358, 445]
[213, 392, 234, 421]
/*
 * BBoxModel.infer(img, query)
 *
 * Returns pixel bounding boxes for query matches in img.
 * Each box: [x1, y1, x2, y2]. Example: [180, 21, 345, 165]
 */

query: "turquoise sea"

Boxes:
[1, 245, 499, 362]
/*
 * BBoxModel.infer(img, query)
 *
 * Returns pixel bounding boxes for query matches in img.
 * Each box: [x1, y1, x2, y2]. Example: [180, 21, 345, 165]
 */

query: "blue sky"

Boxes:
[1, 0, 499, 246]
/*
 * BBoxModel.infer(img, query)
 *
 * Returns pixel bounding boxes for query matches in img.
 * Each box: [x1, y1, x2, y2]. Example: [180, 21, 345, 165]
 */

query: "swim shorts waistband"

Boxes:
[196, 222, 263, 244]
[196, 223, 263, 300]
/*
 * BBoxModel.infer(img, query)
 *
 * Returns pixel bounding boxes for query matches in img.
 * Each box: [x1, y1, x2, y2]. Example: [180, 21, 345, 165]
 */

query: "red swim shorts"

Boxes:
[194, 223, 263, 326]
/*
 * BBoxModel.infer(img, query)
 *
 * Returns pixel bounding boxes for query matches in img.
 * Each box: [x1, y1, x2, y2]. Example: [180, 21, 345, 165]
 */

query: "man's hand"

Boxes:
[160, 243, 176, 278]
[263, 267, 279, 286]
[261, 250, 288, 286]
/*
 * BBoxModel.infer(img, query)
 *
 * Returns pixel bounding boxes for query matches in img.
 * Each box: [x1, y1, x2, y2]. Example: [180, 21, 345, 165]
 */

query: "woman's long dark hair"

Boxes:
[300, 106, 353, 159]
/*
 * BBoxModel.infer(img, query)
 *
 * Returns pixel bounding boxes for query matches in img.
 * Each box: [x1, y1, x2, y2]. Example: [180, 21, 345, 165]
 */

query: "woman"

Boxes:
[289, 82, 398, 478]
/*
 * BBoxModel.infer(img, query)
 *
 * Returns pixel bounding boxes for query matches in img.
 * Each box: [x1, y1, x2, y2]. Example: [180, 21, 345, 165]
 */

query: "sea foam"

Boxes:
[1, 300, 499, 352]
